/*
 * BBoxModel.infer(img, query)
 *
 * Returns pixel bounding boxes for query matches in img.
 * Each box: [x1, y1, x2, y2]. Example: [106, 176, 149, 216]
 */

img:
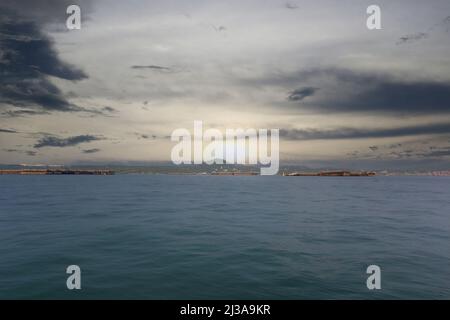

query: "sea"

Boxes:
[0, 175, 449, 299]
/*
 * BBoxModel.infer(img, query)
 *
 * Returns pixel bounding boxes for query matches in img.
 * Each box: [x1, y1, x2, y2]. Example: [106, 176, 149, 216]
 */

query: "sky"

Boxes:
[1, 0, 450, 168]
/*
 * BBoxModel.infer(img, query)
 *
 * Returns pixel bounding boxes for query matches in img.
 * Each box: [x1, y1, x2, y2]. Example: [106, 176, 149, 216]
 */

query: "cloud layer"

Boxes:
[284, 68, 450, 114]
[0, 2, 89, 115]
[281, 122, 450, 140]
[34, 134, 101, 148]
[0, 14, 87, 112]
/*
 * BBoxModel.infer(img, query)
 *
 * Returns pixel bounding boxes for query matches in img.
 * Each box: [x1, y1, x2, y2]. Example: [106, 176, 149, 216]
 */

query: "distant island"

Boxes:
[284, 170, 376, 176]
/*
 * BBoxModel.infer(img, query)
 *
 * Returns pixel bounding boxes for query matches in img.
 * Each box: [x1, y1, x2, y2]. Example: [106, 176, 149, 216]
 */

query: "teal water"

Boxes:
[0, 175, 449, 299]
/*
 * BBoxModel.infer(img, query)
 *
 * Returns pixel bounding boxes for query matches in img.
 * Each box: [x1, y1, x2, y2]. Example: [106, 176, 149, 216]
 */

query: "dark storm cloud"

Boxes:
[287, 87, 317, 101]
[280, 122, 450, 141]
[0, 14, 87, 112]
[0, 1, 91, 115]
[34, 134, 101, 148]
[82, 148, 100, 154]
[340, 81, 450, 113]
[282, 68, 450, 114]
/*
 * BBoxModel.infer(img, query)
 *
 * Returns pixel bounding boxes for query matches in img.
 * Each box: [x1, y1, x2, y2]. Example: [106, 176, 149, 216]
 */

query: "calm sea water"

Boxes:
[0, 175, 449, 299]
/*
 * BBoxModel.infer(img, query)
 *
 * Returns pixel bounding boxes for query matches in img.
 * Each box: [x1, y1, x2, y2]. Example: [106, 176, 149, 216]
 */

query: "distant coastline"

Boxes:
[0, 169, 114, 175]
[284, 170, 376, 177]
[1, 166, 449, 176]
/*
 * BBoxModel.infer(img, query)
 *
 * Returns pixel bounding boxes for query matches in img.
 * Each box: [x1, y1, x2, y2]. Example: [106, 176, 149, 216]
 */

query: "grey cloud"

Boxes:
[280, 122, 450, 141]
[388, 143, 403, 149]
[443, 16, 450, 32]
[282, 68, 450, 114]
[287, 87, 317, 101]
[3, 148, 37, 156]
[2, 109, 50, 117]
[0, 128, 18, 133]
[102, 106, 116, 112]
[396, 32, 428, 45]
[100, 106, 117, 115]
[134, 132, 157, 140]
[347, 139, 450, 160]
[78, 106, 118, 118]
[346, 81, 450, 114]
[131, 65, 172, 72]
[211, 25, 226, 32]
[82, 148, 100, 154]
[131, 64, 187, 75]
[423, 149, 450, 157]
[34, 134, 101, 148]
[285, 2, 299, 10]
[0, 3, 89, 115]
[389, 147, 450, 159]
[396, 15, 450, 45]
